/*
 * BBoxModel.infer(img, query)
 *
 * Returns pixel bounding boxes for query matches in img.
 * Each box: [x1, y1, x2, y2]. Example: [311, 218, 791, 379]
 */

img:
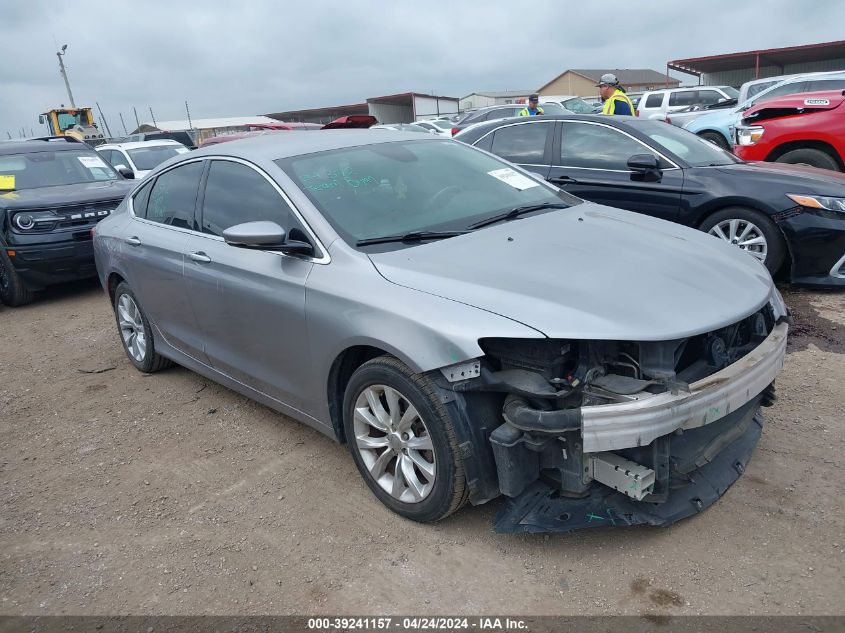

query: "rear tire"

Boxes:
[0, 249, 35, 306]
[343, 355, 468, 523]
[699, 207, 786, 274]
[699, 131, 730, 151]
[113, 282, 173, 373]
[775, 148, 840, 171]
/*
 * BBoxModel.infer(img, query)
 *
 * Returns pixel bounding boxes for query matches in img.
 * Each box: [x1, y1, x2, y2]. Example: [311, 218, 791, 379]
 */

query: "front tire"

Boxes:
[343, 356, 468, 522]
[699, 131, 730, 151]
[113, 282, 173, 373]
[700, 207, 786, 274]
[775, 148, 840, 171]
[0, 249, 34, 306]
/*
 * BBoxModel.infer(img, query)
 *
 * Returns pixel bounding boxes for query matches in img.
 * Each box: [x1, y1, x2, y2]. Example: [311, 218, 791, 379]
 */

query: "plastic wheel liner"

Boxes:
[493, 398, 764, 534]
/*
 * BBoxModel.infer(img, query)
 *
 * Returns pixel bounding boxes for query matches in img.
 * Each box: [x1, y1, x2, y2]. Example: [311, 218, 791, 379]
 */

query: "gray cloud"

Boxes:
[1, 0, 842, 136]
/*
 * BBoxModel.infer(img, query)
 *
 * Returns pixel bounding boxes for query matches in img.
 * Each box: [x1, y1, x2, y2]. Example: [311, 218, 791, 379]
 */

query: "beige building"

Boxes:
[537, 69, 680, 98]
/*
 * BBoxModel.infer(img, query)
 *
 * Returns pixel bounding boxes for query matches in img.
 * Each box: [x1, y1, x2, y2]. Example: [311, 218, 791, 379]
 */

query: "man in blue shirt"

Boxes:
[597, 74, 636, 116]
[517, 94, 544, 116]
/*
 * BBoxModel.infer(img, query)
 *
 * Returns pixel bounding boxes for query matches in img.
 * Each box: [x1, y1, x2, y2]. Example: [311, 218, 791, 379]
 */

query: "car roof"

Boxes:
[455, 113, 650, 139]
[644, 85, 733, 94]
[0, 137, 90, 155]
[97, 140, 184, 150]
[187, 129, 442, 161]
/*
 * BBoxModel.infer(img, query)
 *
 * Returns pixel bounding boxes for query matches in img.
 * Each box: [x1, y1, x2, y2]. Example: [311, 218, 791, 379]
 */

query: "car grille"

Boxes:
[51, 199, 123, 228]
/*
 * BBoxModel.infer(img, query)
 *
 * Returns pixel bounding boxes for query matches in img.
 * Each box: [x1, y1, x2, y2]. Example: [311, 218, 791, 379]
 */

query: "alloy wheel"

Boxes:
[117, 293, 147, 362]
[353, 384, 436, 503]
[708, 218, 768, 263]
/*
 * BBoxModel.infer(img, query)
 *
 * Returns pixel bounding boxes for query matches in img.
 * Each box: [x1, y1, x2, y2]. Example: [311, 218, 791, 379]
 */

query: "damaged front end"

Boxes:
[443, 298, 789, 533]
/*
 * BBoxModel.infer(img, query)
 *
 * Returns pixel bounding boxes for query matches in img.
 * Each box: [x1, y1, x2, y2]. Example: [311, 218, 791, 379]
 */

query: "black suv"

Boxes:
[0, 137, 135, 306]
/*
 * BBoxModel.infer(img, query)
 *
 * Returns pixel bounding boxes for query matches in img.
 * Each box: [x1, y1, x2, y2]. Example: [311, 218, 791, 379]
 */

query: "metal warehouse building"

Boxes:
[267, 92, 459, 124]
[668, 40, 845, 87]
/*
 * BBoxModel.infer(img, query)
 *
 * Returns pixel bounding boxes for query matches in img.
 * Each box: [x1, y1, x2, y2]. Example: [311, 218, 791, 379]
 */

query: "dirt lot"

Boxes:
[0, 280, 843, 617]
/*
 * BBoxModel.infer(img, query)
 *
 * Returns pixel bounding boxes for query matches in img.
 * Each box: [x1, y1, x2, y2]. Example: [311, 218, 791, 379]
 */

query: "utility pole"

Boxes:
[119, 112, 128, 135]
[96, 101, 112, 137]
[56, 44, 76, 108]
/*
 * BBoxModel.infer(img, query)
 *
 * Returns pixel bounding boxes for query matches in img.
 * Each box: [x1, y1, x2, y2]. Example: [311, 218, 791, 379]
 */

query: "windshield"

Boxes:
[428, 120, 452, 130]
[561, 98, 595, 114]
[127, 145, 189, 170]
[746, 81, 778, 99]
[56, 111, 88, 132]
[0, 149, 118, 190]
[635, 121, 740, 167]
[277, 140, 580, 250]
[537, 102, 567, 115]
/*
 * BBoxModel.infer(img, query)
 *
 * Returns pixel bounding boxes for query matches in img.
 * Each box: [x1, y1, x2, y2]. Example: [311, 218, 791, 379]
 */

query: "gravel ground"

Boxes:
[0, 280, 843, 617]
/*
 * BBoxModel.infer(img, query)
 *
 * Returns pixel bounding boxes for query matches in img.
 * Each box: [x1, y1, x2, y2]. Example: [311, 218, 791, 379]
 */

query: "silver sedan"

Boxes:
[93, 131, 789, 533]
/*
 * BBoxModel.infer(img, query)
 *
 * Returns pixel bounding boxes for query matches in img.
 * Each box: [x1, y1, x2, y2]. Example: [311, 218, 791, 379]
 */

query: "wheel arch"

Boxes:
[107, 271, 126, 304]
[765, 140, 844, 170]
[695, 203, 793, 277]
[326, 345, 397, 444]
[695, 128, 731, 145]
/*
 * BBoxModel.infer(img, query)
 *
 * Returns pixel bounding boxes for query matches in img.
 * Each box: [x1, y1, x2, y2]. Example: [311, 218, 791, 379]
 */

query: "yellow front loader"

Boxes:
[39, 108, 105, 145]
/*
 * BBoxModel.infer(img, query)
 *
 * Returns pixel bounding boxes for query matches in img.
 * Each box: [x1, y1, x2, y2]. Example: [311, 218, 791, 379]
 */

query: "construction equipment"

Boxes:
[38, 108, 105, 145]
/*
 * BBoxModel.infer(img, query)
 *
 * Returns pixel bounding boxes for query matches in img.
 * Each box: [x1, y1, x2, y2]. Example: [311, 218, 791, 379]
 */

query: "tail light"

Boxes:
[451, 128, 459, 136]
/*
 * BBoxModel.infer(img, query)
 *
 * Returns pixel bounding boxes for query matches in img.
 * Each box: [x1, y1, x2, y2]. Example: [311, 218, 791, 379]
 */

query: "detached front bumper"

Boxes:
[490, 322, 788, 533]
[582, 322, 788, 452]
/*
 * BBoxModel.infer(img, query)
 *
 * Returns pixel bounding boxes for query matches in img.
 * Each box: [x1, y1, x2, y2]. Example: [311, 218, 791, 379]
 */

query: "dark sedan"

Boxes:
[456, 114, 845, 286]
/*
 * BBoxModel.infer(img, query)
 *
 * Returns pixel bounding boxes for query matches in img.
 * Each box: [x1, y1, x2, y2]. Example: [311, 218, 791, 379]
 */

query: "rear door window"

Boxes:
[145, 161, 203, 230]
[668, 91, 697, 107]
[490, 123, 550, 164]
[644, 93, 664, 108]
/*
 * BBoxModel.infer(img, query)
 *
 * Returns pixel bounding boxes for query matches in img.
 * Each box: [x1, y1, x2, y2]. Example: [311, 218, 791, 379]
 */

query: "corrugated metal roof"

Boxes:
[139, 116, 281, 131]
[668, 40, 845, 76]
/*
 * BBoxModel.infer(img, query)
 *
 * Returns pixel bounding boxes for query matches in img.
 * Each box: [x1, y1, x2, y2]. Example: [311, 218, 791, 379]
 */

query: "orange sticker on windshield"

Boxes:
[0, 175, 15, 190]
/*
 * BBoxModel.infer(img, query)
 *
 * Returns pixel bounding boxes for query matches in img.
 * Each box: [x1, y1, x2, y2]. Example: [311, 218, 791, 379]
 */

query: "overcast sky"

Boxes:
[1, 1, 843, 136]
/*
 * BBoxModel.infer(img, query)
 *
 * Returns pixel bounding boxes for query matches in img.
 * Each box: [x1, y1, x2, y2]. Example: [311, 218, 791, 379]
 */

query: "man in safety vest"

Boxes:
[597, 74, 636, 116]
[517, 94, 544, 116]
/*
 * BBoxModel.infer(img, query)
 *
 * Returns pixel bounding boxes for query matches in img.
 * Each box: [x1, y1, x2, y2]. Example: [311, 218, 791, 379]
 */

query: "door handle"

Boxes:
[124, 236, 141, 246]
[189, 251, 211, 263]
[549, 176, 577, 185]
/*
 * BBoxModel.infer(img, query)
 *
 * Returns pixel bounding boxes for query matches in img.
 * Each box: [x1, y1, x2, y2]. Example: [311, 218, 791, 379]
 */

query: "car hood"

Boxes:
[0, 179, 134, 210]
[685, 109, 738, 132]
[715, 161, 845, 195]
[368, 204, 773, 341]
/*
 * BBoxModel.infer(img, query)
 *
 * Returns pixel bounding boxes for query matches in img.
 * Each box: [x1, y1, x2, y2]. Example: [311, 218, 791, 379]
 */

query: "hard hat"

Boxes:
[596, 73, 620, 87]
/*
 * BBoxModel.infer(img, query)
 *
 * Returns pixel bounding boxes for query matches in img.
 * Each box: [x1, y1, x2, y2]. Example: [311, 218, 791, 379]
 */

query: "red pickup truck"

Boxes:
[733, 90, 845, 172]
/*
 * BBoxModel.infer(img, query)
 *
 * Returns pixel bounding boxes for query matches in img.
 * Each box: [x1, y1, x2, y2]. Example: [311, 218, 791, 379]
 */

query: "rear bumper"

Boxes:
[581, 322, 788, 452]
[7, 239, 97, 290]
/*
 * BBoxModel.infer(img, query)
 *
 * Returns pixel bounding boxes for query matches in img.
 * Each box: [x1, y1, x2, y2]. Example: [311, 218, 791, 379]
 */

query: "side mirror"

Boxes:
[627, 154, 660, 172]
[116, 166, 135, 179]
[222, 221, 313, 255]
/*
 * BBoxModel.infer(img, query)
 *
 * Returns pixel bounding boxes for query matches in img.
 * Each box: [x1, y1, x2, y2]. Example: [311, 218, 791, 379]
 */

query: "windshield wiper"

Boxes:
[466, 202, 569, 230]
[356, 230, 468, 246]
